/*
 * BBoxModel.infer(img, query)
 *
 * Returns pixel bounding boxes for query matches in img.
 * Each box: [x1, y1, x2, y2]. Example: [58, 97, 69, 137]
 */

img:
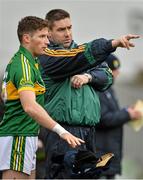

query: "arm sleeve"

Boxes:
[85, 62, 113, 91]
[39, 38, 116, 80]
[11, 59, 35, 93]
[96, 95, 131, 128]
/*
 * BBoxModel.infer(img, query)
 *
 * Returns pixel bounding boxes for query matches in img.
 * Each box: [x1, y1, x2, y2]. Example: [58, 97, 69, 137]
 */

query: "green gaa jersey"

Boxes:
[0, 46, 45, 136]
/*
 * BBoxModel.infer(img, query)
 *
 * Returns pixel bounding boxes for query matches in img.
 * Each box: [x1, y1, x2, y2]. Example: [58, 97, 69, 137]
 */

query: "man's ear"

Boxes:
[22, 33, 31, 44]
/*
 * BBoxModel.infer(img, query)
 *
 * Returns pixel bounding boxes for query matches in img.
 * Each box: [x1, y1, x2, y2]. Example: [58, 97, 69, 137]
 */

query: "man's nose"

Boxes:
[45, 37, 50, 45]
[65, 29, 70, 36]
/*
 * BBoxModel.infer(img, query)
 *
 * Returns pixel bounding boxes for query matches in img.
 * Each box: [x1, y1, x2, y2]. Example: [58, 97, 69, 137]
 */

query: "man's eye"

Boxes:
[58, 29, 65, 31]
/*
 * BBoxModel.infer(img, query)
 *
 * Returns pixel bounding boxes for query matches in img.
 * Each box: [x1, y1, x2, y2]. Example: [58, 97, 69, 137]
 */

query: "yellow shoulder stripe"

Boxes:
[44, 45, 85, 57]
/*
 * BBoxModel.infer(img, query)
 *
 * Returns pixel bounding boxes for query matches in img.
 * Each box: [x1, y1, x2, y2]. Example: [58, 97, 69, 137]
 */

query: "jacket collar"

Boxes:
[49, 40, 77, 50]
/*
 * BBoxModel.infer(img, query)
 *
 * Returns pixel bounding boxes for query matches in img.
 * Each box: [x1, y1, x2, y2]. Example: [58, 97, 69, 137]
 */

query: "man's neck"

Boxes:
[49, 40, 76, 50]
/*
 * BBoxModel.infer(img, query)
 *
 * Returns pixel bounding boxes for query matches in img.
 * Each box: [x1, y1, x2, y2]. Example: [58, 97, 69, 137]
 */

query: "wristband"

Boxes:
[52, 123, 69, 136]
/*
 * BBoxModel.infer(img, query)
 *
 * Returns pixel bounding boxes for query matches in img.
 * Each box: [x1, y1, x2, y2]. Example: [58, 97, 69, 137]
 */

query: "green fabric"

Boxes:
[41, 41, 101, 126]
[84, 42, 97, 65]
[0, 46, 45, 136]
[45, 78, 101, 126]
[10, 136, 26, 172]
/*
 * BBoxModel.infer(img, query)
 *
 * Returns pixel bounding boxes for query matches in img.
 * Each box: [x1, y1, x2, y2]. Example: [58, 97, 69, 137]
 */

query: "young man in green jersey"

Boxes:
[0, 16, 84, 179]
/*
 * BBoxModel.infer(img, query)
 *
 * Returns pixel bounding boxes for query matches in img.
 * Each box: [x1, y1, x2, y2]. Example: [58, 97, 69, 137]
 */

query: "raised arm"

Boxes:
[39, 34, 139, 80]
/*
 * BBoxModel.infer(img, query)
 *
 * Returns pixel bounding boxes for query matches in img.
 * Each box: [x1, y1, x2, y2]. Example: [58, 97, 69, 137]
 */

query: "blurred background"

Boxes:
[0, 0, 143, 178]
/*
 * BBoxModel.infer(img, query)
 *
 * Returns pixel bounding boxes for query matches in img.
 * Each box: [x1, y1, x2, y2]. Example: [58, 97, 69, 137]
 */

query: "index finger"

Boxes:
[127, 34, 140, 40]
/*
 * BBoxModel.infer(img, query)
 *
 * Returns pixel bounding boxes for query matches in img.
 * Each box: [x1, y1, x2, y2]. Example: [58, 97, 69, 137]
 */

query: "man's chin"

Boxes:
[64, 42, 71, 48]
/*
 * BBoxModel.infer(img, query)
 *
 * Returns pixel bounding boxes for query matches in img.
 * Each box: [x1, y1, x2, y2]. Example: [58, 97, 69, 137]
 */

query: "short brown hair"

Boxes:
[45, 9, 70, 30]
[17, 16, 48, 43]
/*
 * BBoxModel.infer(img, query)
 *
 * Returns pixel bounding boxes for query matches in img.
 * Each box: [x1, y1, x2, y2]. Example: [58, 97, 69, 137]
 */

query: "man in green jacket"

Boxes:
[39, 9, 139, 178]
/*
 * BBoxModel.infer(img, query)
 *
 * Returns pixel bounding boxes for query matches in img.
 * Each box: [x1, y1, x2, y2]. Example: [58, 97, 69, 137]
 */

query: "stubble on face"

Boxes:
[49, 18, 73, 48]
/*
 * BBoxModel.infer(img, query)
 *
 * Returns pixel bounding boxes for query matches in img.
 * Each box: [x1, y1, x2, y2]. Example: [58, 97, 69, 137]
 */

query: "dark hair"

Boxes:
[45, 9, 70, 29]
[17, 16, 48, 43]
